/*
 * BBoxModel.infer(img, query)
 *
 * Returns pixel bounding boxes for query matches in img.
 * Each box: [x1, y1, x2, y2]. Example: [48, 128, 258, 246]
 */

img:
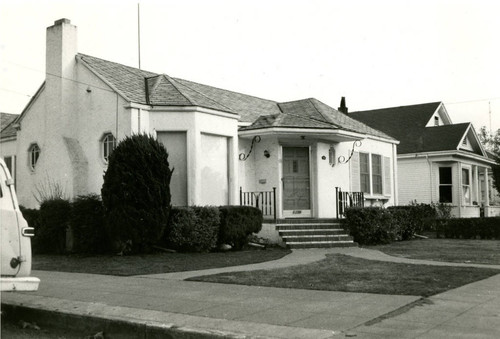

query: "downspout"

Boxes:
[426, 155, 433, 203]
[392, 144, 398, 205]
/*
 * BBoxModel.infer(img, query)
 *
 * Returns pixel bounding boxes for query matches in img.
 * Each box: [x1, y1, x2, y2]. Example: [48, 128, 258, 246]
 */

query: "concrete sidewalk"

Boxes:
[2, 248, 500, 338]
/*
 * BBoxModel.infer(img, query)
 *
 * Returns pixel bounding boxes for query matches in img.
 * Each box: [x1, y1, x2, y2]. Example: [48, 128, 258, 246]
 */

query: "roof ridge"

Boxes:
[171, 78, 235, 112]
[352, 101, 442, 114]
[173, 77, 278, 105]
[159, 74, 195, 106]
[308, 98, 339, 126]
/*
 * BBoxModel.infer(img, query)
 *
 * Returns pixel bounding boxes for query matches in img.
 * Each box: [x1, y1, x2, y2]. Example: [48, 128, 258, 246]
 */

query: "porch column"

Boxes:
[474, 165, 479, 204]
[484, 167, 490, 206]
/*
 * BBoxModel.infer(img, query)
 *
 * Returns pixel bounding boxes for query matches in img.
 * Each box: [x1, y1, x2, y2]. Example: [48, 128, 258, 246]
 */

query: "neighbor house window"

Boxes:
[372, 154, 383, 194]
[102, 133, 116, 163]
[359, 152, 370, 193]
[434, 116, 439, 126]
[439, 167, 452, 203]
[462, 168, 471, 205]
[28, 143, 40, 171]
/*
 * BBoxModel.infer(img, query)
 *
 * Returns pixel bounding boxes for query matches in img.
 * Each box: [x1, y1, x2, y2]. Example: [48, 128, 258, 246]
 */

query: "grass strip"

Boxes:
[188, 254, 500, 297]
[32, 247, 291, 276]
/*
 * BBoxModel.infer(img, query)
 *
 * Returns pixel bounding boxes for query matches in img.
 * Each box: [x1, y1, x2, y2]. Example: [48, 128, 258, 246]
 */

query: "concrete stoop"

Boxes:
[276, 219, 357, 249]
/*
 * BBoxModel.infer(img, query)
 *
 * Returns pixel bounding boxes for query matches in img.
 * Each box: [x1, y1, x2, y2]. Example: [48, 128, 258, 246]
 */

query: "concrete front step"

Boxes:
[281, 235, 354, 242]
[276, 224, 342, 231]
[287, 241, 357, 249]
[276, 219, 355, 249]
[279, 229, 347, 236]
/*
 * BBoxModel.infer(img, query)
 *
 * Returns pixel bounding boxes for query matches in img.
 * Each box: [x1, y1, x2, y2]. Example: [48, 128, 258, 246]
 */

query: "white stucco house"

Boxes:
[350, 102, 500, 218]
[1, 19, 401, 247]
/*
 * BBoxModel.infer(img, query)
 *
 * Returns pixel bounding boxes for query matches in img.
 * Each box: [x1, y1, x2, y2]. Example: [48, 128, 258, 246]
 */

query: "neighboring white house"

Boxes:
[0, 19, 399, 224]
[351, 102, 500, 218]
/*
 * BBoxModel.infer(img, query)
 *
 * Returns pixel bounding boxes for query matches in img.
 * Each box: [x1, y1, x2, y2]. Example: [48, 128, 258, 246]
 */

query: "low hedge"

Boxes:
[345, 204, 439, 245]
[166, 206, 220, 252]
[70, 194, 110, 254]
[34, 199, 71, 254]
[218, 206, 263, 250]
[436, 217, 500, 239]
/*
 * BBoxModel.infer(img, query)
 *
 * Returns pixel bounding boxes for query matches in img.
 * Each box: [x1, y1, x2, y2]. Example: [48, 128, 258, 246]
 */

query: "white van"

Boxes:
[0, 158, 39, 291]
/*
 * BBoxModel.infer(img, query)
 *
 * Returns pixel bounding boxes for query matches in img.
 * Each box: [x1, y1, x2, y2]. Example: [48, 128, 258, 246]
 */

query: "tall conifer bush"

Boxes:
[101, 134, 172, 253]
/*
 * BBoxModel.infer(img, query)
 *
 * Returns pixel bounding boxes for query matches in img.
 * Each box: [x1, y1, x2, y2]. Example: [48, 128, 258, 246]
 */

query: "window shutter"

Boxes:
[350, 152, 360, 192]
[383, 156, 391, 196]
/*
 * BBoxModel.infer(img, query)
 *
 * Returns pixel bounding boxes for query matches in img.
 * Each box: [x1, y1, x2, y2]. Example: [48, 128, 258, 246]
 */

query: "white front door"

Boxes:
[282, 147, 311, 218]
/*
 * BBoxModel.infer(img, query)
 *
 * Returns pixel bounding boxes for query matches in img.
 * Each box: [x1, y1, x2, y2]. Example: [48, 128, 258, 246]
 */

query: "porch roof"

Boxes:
[239, 98, 395, 142]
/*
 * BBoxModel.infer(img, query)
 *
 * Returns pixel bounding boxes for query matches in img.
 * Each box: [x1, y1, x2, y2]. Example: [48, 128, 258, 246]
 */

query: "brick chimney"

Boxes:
[338, 97, 348, 114]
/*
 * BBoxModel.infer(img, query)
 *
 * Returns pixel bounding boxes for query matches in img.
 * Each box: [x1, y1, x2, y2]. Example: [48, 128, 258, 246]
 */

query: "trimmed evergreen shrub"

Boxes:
[218, 206, 263, 250]
[436, 217, 500, 239]
[388, 203, 437, 238]
[166, 206, 220, 252]
[70, 194, 110, 254]
[101, 134, 172, 253]
[34, 199, 71, 254]
[344, 207, 398, 245]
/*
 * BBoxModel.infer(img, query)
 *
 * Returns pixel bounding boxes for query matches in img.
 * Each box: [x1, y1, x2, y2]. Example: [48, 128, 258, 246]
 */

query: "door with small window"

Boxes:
[282, 147, 311, 218]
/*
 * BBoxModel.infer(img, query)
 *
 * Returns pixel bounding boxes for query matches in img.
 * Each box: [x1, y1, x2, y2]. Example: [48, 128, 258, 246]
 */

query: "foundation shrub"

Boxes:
[34, 198, 71, 254]
[388, 203, 437, 239]
[70, 194, 110, 254]
[166, 206, 220, 252]
[101, 134, 172, 253]
[344, 207, 398, 245]
[218, 206, 263, 250]
[436, 217, 500, 239]
[19, 205, 41, 230]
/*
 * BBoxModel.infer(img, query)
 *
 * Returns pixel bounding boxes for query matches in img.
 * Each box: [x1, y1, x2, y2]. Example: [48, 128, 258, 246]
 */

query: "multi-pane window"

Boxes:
[28, 143, 40, 171]
[102, 133, 116, 163]
[359, 153, 370, 193]
[462, 168, 471, 205]
[439, 167, 452, 203]
[372, 154, 383, 194]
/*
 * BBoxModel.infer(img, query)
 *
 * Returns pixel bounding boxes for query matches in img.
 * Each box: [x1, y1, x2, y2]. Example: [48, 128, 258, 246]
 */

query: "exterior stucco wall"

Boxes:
[14, 60, 132, 208]
[241, 135, 397, 218]
[150, 110, 239, 206]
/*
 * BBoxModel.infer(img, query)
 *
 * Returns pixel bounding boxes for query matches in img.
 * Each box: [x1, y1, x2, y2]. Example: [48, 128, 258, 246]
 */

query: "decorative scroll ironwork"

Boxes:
[239, 136, 261, 161]
[338, 140, 362, 164]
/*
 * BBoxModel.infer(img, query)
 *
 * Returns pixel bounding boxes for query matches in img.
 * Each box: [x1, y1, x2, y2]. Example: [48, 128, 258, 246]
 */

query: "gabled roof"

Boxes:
[78, 54, 392, 141]
[350, 102, 446, 154]
[419, 123, 471, 153]
[241, 98, 395, 140]
[78, 54, 280, 122]
[0, 113, 19, 139]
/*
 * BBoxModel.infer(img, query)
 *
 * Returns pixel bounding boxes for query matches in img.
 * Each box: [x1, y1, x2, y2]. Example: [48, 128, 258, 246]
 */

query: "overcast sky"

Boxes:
[1, 0, 499, 132]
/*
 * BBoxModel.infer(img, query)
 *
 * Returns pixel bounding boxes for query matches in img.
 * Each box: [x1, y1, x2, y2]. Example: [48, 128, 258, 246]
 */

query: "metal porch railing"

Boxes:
[336, 187, 364, 219]
[240, 187, 277, 221]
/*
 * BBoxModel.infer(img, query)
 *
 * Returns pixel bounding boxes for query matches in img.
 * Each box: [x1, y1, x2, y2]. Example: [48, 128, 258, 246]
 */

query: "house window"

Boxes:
[359, 153, 370, 193]
[434, 116, 439, 126]
[28, 143, 40, 171]
[462, 138, 467, 146]
[102, 133, 116, 163]
[439, 167, 452, 203]
[462, 168, 471, 205]
[372, 154, 383, 194]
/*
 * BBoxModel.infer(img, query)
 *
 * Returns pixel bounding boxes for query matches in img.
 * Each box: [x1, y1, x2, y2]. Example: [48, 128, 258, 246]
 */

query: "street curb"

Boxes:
[1, 302, 255, 339]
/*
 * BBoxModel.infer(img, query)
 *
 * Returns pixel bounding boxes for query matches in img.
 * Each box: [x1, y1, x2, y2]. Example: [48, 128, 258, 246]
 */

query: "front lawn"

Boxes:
[32, 247, 291, 276]
[368, 238, 500, 265]
[188, 253, 500, 297]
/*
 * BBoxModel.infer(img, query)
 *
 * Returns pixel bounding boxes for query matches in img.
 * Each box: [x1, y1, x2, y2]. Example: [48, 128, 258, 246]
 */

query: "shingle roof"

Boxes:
[350, 102, 443, 153]
[78, 54, 393, 141]
[242, 98, 395, 140]
[0, 113, 19, 139]
[419, 123, 470, 153]
[79, 54, 280, 121]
